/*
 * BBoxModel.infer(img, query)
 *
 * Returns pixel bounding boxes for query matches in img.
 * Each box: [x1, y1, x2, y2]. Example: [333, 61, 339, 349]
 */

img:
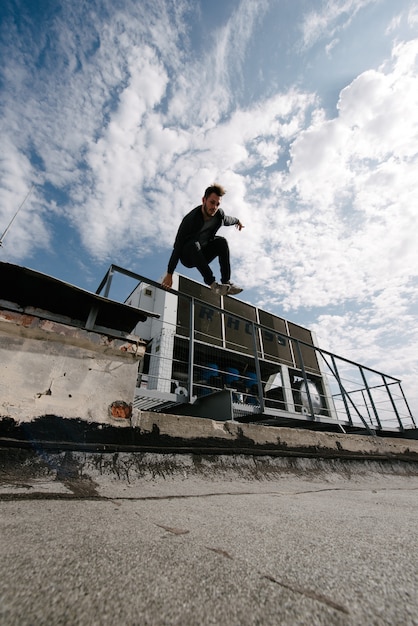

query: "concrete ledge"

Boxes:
[1, 446, 418, 503]
[1, 411, 418, 463]
[134, 411, 418, 461]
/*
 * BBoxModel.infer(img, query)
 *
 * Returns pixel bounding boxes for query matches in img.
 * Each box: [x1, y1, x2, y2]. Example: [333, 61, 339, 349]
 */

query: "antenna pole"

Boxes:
[0, 184, 35, 247]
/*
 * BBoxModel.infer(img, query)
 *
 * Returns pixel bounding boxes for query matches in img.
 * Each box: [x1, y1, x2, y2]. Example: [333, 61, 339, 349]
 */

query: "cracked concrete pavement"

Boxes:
[1, 448, 418, 625]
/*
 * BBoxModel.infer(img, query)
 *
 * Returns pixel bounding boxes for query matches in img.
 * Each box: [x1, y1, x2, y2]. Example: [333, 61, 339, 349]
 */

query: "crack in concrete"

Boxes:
[261, 574, 350, 615]
[155, 523, 190, 535]
[205, 546, 234, 559]
[202, 545, 350, 614]
[2, 483, 418, 501]
[204, 544, 349, 615]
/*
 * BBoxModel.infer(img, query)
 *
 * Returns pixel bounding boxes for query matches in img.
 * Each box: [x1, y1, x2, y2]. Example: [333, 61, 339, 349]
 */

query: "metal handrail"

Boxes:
[96, 264, 415, 432]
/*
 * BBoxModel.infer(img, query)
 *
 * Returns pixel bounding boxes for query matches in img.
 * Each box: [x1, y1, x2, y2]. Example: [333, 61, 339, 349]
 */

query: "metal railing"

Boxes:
[96, 265, 416, 434]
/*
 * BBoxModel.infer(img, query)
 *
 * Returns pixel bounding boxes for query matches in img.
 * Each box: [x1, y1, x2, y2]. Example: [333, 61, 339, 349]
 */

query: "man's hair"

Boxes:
[204, 183, 226, 198]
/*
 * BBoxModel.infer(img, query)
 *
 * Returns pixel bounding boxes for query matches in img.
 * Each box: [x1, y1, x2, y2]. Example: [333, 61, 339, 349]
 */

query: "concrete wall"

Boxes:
[0, 308, 146, 424]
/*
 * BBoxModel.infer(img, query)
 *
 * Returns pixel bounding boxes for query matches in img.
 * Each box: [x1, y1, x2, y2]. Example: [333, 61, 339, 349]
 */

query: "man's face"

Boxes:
[202, 193, 221, 219]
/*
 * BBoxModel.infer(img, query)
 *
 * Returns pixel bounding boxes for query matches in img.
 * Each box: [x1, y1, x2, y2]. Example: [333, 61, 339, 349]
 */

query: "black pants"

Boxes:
[180, 237, 231, 285]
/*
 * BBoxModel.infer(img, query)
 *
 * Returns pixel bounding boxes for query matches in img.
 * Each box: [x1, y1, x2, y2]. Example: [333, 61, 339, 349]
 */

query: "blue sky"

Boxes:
[1, 0, 418, 414]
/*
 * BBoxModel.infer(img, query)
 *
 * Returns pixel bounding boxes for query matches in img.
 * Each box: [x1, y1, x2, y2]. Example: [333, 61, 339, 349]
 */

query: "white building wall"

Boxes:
[128, 275, 180, 393]
[147, 328, 176, 392]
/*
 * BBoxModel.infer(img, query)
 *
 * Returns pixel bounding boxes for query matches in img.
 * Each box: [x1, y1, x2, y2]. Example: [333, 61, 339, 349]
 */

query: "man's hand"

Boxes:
[161, 273, 173, 289]
[236, 221, 244, 231]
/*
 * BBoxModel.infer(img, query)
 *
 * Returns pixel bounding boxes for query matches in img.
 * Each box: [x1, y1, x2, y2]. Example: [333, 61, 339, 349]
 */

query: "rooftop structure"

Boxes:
[95, 265, 416, 437]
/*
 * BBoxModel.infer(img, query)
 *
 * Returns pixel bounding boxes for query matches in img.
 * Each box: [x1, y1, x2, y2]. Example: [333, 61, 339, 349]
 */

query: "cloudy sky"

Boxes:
[1, 0, 418, 417]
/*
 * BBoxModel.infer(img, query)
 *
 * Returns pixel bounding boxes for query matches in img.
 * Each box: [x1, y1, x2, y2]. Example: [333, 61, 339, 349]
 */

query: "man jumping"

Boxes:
[161, 184, 244, 296]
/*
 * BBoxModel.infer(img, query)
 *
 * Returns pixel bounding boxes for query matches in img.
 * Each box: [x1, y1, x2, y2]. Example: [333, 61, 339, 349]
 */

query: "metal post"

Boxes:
[85, 305, 99, 330]
[294, 340, 315, 419]
[359, 367, 382, 430]
[188, 296, 195, 403]
[382, 375, 404, 430]
[103, 267, 115, 298]
[330, 355, 353, 426]
[251, 321, 265, 413]
[398, 383, 416, 428]
[361, 389, 373, 426]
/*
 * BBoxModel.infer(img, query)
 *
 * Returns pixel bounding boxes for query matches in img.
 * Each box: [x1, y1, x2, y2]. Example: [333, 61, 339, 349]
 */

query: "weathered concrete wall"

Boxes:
[0, 309, 146, 424]
[133, 411, 418, 461]
[1, 305, 418, 458]
[2, 402, 418, 460]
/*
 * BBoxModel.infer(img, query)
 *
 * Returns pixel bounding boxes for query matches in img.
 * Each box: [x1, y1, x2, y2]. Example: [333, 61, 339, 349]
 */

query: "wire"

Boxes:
[0, 184, 35, 247]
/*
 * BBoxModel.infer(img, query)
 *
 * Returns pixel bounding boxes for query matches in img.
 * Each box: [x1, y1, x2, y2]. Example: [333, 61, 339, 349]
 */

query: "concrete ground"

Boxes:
[1, 448, 418, 625]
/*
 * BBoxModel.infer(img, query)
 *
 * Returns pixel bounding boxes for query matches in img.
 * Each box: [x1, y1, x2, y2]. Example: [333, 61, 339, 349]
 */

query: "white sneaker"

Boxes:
[223, 281, 243, 295]
[210, 281, 229, 296]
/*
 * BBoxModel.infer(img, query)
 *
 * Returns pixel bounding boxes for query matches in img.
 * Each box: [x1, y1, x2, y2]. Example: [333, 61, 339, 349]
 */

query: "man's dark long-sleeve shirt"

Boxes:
[167, 205, 239, 275]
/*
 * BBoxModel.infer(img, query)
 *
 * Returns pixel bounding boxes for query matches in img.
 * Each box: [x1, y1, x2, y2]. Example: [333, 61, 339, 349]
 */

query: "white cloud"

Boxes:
[408, 5, 418, 27]
[301, 0, 378, 49]
[0, 137, 49, 256]
[1, 0, 418, 417]
[268, 39, 418, 312]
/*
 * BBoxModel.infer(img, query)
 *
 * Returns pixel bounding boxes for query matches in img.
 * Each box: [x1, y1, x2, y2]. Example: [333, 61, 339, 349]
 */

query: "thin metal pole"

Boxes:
[251, 321, 265, 413]
[382, 375, 404, 430]
[96, 265, 115, 296]
[103, 267, 115, 298]
[0, 185, 34, 247]
[330, 354, 353, 426]
[188, 296, 195, 402]
[359, 367, 382, 430]
[397, 381, 416, 428]
[294, 340, 315, 419]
